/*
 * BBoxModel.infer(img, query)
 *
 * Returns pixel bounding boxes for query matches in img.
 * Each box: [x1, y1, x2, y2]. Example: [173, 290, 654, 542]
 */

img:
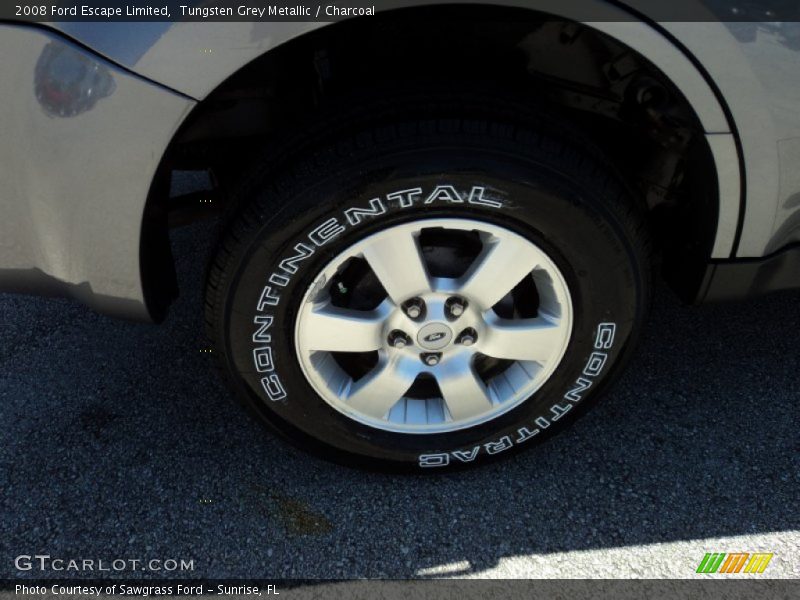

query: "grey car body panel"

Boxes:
[0, 25, 195, 320]
[661, 21, 799, 256]
[49, 12, 744, 261]
[1, 1, 799, 320]
[53, 2, 795, 260]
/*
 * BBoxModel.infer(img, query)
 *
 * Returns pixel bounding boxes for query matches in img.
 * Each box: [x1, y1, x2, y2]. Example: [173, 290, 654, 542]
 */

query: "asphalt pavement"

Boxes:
[1, 199, 798, 579]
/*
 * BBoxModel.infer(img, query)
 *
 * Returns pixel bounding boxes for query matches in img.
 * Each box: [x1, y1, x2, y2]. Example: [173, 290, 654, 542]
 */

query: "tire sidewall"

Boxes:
[219, 147, 645, 471]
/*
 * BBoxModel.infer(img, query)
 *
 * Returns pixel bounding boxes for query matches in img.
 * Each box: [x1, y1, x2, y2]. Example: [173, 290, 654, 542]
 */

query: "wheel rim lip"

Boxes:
[293, 217, 574, 434]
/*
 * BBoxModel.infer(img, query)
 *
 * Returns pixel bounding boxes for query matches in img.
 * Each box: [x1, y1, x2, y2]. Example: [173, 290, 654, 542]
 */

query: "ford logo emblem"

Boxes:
[424, 332, 446, 342]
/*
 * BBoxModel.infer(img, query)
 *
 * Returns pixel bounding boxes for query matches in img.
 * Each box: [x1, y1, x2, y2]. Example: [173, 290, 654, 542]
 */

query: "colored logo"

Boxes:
[696, 553, 774, 574]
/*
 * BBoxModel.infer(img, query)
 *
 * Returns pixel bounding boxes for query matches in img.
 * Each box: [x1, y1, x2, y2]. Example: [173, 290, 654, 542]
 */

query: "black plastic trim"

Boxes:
[139, 158, 180, 323]
[607, 1, 747, 259]
[698, 243, 800, 303]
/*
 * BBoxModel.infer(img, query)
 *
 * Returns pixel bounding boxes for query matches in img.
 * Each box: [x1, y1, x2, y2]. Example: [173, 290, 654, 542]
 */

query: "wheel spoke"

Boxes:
[458, 236, 541, 309]
[436, 357, 494, 422]
[481, 316, 564, 362]
[345, 357, 418, 419]
[362, 230, 431, 304]
[302, 303, 388, 353]
[294, 218, 574, 433]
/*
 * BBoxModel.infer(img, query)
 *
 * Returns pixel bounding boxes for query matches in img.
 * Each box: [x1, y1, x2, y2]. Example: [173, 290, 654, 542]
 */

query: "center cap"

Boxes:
[417, 322, 453, 351]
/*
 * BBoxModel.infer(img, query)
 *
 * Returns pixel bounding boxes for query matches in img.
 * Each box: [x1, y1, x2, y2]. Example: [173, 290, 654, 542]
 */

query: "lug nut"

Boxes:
[457, 328, 478, 346]
[446, 297, 468, 319]
[402, 297, 425, 320]
[421, 352, 441, 367]
[388, 330, 411, 349]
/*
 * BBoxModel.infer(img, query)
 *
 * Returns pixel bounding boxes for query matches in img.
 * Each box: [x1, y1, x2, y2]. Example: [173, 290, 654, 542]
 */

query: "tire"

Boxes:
[205, 99, 652, 472]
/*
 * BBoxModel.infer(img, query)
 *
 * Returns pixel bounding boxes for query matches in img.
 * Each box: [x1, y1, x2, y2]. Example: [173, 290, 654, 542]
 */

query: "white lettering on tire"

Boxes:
[451, 447, 480, 462]
[260, 374, 287, 402]
[419, 322, 618, 468]
[419, 453, 450, 468]
[344, 198, 386, 225]
[251, 184, 506, 414]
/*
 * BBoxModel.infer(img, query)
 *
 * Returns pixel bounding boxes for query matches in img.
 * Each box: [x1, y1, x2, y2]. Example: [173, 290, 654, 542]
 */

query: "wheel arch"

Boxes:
[138, 2, 743, 319]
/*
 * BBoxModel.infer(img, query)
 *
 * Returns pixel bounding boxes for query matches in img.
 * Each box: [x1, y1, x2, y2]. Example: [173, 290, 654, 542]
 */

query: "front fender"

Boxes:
[50, 0, 748, 262]
[0, 24, 194, 320]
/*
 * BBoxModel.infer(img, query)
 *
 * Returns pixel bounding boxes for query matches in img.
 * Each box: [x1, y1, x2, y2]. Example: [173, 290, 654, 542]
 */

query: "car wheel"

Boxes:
[205, 102, 652, 471]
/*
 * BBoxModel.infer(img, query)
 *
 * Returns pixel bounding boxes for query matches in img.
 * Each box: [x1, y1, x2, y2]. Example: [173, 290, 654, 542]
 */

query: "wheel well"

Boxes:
[148, 5, 721, 315]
